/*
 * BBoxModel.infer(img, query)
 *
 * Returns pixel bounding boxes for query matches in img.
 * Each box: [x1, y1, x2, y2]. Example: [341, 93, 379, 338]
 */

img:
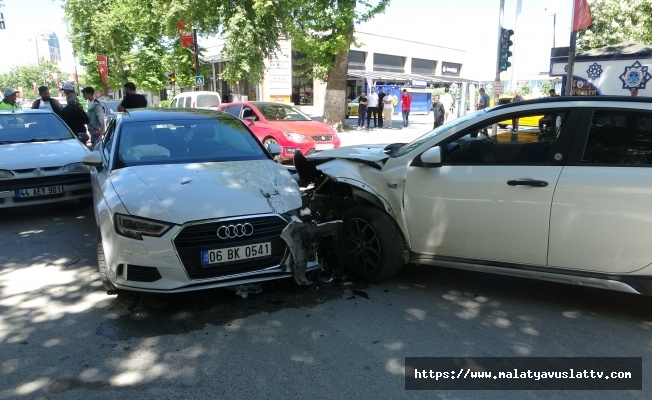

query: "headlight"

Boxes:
[114, 213, 173, 240]
[283, 132, 310, 141]
[0, 170, 14, 179]
[63, 162, 90, 173]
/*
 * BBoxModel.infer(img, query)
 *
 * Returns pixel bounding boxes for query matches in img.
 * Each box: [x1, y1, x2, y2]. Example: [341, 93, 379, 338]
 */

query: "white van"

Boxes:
[170, 91, 221, 110]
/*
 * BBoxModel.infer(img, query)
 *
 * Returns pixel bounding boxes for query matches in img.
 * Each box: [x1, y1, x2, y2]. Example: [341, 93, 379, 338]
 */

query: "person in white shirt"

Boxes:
[31, 86, 63, 114]
[382, 89, 395, 129]
[366, 86, 379, 128]
[440, 86, 454, 123]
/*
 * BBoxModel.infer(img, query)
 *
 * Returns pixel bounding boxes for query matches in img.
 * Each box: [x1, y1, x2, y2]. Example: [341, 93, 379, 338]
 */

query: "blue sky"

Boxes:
[0, 0, 576, 80]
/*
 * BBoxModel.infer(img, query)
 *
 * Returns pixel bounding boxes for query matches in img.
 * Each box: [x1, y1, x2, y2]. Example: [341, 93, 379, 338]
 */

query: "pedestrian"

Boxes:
[377, 87, 386, 128]
[0, 88, 20, 110]
[382, 89, 394, 129]
[401, 89, 412, 128]
[476, 88, 490, 135]
[357, 91, 368, 130]
[61, 82, 86, 111]
[538, 88, 557, 130]
[118, 82, 148, 111]
[366, 87, 379, 128]
[440, 86, 454, 123]
[31, 86, 63, 114]
[292, 87, 301, 108]
[431, 95, 445, 129]
[511, 89, 523, 131]
[59, 93, 90, 144]
[82, 87, 106, 149]
[631, 89, 639, 97]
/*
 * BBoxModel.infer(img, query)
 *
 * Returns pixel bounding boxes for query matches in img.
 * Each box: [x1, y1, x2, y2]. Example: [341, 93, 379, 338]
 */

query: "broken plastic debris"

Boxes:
[300, 207, 312, 216]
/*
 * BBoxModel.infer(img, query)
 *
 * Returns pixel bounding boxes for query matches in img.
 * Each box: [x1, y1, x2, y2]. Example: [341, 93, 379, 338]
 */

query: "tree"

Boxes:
[0, 60, 68, 102]
[578, 0, 652, 51]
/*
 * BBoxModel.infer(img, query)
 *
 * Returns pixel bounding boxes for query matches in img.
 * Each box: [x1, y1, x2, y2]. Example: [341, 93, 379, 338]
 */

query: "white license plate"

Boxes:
[315, 143, 334, 151]
[201, 242, 272, 266]
[15, 185, 63, 198]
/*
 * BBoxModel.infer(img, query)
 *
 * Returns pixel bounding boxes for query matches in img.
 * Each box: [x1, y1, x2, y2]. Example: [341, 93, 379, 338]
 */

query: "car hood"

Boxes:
[306, 144, 390, 166]
[260, 120, 335, 136]
[1, 139, 89, 169]
[109, 160, 301, 224]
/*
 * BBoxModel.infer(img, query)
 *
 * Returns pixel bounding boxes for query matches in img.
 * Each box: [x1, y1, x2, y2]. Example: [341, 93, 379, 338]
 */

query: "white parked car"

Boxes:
[0, 109, 92, 208]
[170, 91, 221, 110]
[296, 96, 652, 296]
[82, 108, 306, 294]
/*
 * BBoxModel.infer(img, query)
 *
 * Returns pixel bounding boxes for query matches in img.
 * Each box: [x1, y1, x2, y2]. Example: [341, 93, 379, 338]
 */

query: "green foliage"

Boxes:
[578, 0, 652, 51]
[159, 99, 172, 107]
[541, 81, 552, 94]
[520, 83, 531, 95]
[0, 60, 69, 102]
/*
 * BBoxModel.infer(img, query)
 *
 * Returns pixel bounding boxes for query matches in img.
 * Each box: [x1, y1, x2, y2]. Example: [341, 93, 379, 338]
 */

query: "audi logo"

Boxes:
[216, 223, 254, 239]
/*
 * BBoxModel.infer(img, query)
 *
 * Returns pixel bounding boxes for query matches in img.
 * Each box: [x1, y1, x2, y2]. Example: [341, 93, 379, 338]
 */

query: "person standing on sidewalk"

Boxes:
[383, 90, 394, 129]
[357, 91, 368, 130]
[31, 86, 63, 114]
[476, 88, 490, 135]
[366, 87, 379, 129]
[511, 89, 523, 131]
[0, 88, 20, 110]
[431, 95, 446, 129]
[440, 86, 454, 123]
[401, 89, 412, 128]
[377, 88, 386, 128]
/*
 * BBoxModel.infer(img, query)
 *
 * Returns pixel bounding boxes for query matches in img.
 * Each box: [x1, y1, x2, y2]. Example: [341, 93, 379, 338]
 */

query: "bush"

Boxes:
[159, 99, 172, 107]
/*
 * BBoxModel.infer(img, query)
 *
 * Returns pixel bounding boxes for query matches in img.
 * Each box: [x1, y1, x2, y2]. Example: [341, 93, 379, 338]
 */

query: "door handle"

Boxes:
[507, 180, 548, 187]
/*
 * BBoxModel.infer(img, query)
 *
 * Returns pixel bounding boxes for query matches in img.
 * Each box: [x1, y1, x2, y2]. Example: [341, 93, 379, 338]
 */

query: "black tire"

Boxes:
[97, 231, 117, 293]
[339, 205, 404, 282]
[263, 137, 283, 163]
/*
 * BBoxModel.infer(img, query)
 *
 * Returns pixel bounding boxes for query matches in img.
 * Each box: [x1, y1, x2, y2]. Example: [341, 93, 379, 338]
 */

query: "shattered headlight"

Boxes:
[63, 162, 91, 173]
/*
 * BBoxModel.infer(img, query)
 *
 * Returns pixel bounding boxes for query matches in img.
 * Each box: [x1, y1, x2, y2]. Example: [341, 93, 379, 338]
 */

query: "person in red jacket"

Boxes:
[401, 89, 412, 128]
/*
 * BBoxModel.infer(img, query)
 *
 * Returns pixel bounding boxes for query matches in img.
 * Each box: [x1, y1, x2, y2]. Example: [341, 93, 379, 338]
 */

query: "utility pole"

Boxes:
[493, 0, 506, 136]
[193, 28, 200, 90]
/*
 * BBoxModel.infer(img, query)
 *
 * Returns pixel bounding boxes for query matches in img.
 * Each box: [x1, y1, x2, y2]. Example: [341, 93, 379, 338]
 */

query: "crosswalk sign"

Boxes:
[195, 76, 204, 86]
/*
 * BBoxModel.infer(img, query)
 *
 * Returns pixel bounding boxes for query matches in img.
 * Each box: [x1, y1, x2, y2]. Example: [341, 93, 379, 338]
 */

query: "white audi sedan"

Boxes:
[82, 109, 303, 294]
[296, 96, 652, 297]
[0, 109, 92, 208]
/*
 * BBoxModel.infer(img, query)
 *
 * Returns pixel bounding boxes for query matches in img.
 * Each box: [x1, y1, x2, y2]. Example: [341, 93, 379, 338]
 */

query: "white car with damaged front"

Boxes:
[297, 96, 652, 297]
[84, 109, 303, 294]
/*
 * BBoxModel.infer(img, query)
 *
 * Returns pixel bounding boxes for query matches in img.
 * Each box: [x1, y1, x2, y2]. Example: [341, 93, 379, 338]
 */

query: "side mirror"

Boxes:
[82, 151, 103, 169]
[267, 142, 282, 156]
[420, 146, 442, 167]
[244, 116, 257, 123]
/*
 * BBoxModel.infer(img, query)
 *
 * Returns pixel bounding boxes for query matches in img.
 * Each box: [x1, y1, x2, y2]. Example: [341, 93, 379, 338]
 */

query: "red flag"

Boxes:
[572, 0, 592, 31]
[97, 55, 108, 84]
[177, 22, 194, 47]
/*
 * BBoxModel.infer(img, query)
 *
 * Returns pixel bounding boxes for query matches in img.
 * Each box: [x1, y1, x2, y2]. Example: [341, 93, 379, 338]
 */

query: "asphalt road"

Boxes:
[1, 187, 652, 399]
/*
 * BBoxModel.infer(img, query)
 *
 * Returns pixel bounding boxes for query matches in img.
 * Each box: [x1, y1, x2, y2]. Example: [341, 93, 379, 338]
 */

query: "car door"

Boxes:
[549, 107, 652, 273]
[403, 107, 579, 266]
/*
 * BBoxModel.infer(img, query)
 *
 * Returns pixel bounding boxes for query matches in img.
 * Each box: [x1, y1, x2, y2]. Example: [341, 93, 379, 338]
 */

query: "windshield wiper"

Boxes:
[0, 140, 16, 144]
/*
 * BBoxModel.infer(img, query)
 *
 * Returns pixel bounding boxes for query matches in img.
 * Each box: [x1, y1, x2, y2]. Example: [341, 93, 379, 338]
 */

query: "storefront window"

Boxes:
[292, 52, 314, 106]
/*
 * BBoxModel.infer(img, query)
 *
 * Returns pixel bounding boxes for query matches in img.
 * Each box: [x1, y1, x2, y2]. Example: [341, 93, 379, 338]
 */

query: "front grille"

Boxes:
[312, 135, 333, 142]
[0, 173, 90, 191]
[173, 215, 289, 280]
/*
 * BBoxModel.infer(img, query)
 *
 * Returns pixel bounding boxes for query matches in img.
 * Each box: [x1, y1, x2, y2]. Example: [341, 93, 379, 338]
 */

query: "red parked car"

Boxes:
[218, 101, 341, 161]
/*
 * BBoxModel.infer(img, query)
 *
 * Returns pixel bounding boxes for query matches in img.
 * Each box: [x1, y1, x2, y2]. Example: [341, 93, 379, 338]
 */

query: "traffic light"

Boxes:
[168, 73, 176, 85]
[499, 28, 514, 72]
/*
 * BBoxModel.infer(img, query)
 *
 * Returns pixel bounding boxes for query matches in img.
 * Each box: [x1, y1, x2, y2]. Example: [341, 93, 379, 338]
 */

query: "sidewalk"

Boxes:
[339, 112, 436, 147]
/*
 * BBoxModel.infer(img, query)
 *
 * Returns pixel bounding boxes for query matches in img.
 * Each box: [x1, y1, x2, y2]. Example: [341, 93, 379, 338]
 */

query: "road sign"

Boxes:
[493, 81, 504, 94]
[195, 76, 204, 86]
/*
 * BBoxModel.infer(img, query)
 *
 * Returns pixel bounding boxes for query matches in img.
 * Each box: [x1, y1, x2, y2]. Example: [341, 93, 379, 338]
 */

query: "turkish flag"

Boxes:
[572, 0, 592, 31]
[97, 55, 108, 84]
[177, 22, 194, 47]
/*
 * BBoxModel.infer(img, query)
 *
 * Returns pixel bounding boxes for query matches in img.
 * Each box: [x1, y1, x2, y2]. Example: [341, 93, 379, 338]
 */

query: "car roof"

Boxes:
[224, 101, 294, 107]
[119, 107, 236, 123]
[172, 91, 220, 97]
[492, 95, 652, 113]
[0, 109, 55, 115]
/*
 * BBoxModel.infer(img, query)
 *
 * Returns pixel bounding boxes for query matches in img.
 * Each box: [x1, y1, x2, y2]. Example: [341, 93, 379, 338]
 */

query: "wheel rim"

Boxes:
[343, 217, 381, 274]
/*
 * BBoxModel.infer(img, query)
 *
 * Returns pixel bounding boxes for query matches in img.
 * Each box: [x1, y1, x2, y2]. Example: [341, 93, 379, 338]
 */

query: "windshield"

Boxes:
[0, 113, 75, 144]
[390, 109, 489, 157]
[115, 117, 269, 168]
[257, 103, 312, 121]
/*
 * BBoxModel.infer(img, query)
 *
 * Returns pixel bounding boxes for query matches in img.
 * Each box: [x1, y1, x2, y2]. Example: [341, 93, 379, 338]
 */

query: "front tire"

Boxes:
[340, 205, 404, 282]
[97, 231, 117, 293]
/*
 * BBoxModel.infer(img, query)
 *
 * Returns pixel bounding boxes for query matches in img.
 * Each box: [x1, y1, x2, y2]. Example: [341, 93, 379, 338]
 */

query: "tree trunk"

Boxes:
[322, 47, 350, 131]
